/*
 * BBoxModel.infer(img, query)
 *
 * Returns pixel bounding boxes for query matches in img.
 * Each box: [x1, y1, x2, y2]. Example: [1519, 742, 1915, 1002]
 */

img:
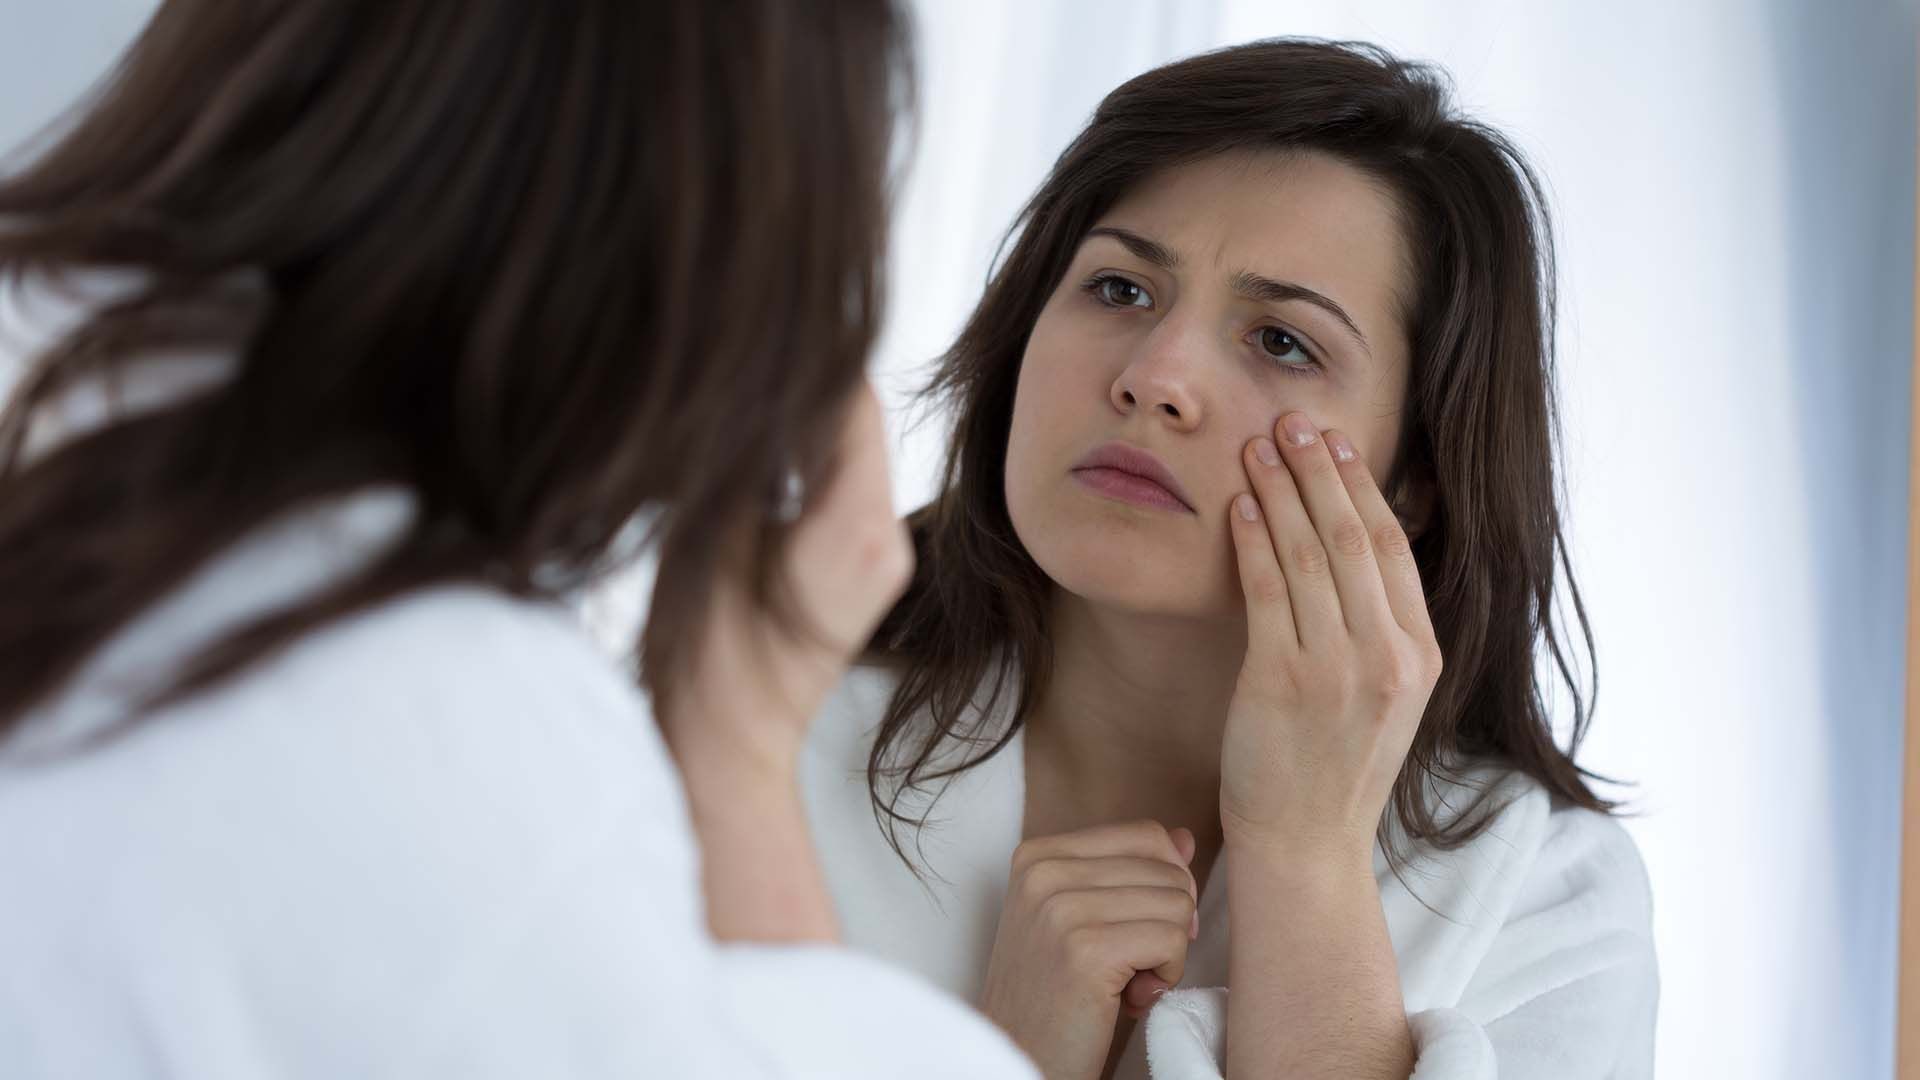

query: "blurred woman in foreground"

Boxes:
[0, 2, 1033, 1076]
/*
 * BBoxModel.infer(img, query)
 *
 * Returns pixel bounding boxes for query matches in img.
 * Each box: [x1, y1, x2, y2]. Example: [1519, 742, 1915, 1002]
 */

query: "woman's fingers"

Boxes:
[1042, 886, 1196, 935]
[1066, 920, 1191, 988]
[1228, 473, 1299, 654]
[1322, 428, 1438, 647]
[1011, 819, 1190, 874]
[1240, 430, 1342, 647]
[1017, 855, 1196, 899]
[1266, 413, 1398, 644]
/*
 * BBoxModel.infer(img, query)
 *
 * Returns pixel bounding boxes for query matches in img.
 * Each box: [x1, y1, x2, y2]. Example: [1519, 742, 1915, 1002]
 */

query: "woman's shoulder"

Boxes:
[276, 582, 639, 718]
[10, 486, 683, 850]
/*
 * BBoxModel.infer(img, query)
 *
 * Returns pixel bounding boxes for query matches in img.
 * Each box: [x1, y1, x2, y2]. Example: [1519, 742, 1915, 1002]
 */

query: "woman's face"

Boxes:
[1004, 149, 1415, 621]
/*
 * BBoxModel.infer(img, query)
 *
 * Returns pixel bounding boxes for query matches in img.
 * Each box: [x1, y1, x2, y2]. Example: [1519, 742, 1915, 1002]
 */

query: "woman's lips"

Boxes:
[1072, 467, 1193, 512]
[1069, 442, 1195, 513]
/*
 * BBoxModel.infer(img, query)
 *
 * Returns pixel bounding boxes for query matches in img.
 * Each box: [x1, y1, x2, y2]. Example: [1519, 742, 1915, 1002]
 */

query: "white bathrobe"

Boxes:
[0, 489, 1038, 1079]
[800, 664, 1660, 1079]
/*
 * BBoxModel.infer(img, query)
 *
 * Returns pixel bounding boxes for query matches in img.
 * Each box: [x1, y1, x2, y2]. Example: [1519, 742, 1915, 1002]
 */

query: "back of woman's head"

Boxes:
[870, 37, 1616, 865]
[0, 0, 911, 738]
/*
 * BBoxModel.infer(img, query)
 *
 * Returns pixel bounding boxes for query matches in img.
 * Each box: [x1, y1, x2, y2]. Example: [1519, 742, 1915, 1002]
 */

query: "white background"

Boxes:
[2, 2, 1913, 1077]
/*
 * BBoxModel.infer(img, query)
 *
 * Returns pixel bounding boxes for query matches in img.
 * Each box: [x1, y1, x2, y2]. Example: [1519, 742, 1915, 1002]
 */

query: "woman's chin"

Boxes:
[1029, 547, 1232, 622]
[1013, 497, 1240, 619]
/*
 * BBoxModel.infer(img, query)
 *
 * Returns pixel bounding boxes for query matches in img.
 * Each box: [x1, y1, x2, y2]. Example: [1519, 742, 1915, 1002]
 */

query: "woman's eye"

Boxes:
[1091, 275, 1151, 309]
[1258, 326, 1315, 370]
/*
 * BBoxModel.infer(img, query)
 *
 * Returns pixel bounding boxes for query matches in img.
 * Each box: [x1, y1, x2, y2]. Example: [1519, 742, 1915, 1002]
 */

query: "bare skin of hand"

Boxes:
[1220, 411, 1444, 858]
[978, 821, 1199, 1080]
[1218, 411, 1442, 1078]
[661, 380, 916, 943]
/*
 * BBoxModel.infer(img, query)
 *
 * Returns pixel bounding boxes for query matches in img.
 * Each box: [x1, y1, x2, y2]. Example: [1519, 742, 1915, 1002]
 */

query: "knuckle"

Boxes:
[1008, 840, 1039, 874]
[1035, 890, 1080, 933]
[1374, 648, 1424, 697]
[1372, 521, 1413, 561]
[1061, 926, 1104, 971]
[1329, 517, 1372, 559]
[1016, 857, 1062, 902]
[1288, 539, 1331, 577]
[1249, 575, 1289, 606]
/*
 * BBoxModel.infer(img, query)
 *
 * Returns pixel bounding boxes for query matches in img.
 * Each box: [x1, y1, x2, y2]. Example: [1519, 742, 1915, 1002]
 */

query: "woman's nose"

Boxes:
[1109, 320, 1206, 431]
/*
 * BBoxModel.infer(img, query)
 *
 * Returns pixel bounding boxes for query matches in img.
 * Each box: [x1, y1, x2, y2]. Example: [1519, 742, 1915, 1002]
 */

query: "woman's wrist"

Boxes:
[1220, 808, 1376, 880]
[678, 757, 841, 943]
[663, 677, 812, 787]
[1222, 827, 1412, 1080]
[672, 720, 802, 801]
[665, 699, 840, 944]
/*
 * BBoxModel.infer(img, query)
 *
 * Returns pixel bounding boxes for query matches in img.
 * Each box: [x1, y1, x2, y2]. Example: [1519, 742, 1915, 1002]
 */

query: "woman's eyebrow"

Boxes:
[1086, 225, 1179, 270]
[1086, 225, 1371, 358]
[1228, 270, 1372, 357]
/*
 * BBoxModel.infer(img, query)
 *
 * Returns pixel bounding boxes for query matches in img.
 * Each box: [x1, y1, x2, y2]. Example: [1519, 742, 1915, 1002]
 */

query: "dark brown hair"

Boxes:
[867, 38, 1620, 868]
[0, 0, 911, 740]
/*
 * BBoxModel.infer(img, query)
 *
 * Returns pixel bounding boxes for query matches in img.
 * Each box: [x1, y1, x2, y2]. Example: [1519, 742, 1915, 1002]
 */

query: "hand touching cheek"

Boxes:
[1220, 411, 1444, 859]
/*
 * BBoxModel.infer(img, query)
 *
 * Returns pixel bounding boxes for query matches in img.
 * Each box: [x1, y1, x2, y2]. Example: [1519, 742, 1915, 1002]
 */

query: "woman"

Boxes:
[800, 39, 1658, 1080]
[0, 2, 1035, 1076]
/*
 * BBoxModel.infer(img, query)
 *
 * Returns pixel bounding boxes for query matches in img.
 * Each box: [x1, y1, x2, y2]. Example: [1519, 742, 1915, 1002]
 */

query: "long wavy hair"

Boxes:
[867, 38, 1620, 869]
[0, 0, 911, 741]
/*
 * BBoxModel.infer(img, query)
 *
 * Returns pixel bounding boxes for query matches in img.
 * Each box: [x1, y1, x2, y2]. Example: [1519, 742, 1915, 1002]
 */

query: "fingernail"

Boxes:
[1235, 493, 1259, 522]
[1326, 431, 1356, 463]
[1253, 438, 1280, 466]
[1190, 911, 1199, 939]
[1281, 412, 1317, 447]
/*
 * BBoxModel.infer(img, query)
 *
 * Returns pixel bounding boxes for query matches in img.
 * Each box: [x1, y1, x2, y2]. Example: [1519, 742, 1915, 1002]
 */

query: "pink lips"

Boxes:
[1069, 442, 1195, 513]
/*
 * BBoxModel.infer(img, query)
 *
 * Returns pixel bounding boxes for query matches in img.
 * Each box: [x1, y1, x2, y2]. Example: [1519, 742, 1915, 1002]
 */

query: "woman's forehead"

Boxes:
[1099, 152, 1400, 275]
[1089, 150, 1413, 353]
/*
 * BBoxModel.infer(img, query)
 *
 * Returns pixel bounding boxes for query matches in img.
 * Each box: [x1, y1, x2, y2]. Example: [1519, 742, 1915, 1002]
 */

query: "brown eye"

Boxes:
[1260, 326, 1308, 363]
[1096, 276, 1149, 308]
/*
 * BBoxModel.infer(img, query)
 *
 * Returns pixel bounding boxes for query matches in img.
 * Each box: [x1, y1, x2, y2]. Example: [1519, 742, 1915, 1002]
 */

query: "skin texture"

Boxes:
[976, 820, 1199, 1079]
[985, 150, 1440, 1079]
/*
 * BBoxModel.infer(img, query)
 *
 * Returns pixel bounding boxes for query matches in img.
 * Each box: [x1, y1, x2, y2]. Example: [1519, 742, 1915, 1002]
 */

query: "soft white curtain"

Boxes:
[881, 3, 1917, 1077]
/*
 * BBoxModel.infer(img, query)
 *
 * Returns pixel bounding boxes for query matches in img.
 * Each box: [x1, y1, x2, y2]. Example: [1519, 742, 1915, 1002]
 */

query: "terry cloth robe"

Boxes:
[0, 489, 1038, 1080]
[800, 664, 1659, 1080]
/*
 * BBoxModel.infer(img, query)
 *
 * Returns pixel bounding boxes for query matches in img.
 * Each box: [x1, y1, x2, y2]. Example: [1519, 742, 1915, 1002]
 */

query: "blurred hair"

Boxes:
[867, 38, 1620, 872]
[0, 0, 912, 740]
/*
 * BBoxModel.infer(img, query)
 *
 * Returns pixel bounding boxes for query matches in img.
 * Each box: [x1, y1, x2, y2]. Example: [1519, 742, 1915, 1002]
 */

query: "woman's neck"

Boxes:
[1021, 589, 1245, 846]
